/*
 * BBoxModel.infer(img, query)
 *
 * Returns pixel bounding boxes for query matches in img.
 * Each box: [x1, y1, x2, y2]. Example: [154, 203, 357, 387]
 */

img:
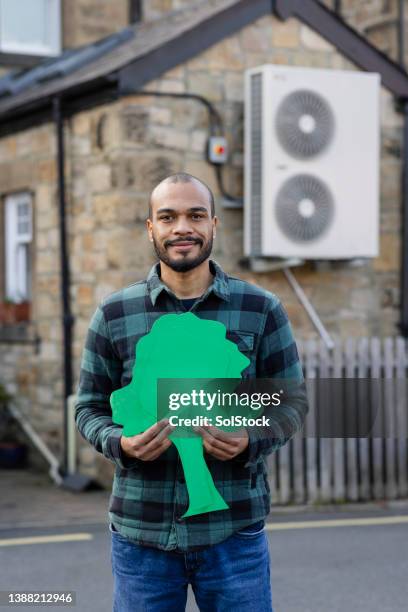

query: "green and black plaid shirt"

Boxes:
[75, 260, 307, 552]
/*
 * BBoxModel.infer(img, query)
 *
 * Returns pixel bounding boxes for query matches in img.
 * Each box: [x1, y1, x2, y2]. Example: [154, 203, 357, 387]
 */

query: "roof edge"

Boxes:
[274, 0, 408, 99]
[119, 0, 273, 95]
[0, 0, 273, 127]
[2, 0, 408, 133]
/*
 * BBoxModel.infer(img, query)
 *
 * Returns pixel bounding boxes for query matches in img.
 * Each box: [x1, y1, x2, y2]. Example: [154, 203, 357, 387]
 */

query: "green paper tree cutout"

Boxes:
[110, 312, 250, 518]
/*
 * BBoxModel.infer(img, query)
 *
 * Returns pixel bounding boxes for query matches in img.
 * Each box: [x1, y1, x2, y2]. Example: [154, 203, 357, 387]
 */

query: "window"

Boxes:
[4, 192, 33, 303]
[0, 0, 61, 57]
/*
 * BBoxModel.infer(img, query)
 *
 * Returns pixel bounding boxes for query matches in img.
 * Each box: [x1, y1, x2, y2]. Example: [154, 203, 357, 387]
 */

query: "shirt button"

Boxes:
[176, 517, 184, 523]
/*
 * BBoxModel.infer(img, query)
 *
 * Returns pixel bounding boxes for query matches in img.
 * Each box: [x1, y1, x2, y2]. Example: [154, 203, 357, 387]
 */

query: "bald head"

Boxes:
[148, 173, 215, 219]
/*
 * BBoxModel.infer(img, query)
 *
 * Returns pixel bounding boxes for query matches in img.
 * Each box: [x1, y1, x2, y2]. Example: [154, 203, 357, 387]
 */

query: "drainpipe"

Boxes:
[400, 101, 408, 337]
[53, 96, 74, 474]
[398, 0, 405, 68]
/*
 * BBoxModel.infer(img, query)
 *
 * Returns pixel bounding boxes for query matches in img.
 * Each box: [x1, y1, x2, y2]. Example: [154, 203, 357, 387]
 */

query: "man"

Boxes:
[75, 173, 307, 612]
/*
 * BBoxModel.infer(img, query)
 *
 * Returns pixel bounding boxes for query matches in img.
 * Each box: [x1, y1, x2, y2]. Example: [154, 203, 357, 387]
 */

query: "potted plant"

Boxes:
[0, 297, 31, 324]
[0, 384, 28, 469]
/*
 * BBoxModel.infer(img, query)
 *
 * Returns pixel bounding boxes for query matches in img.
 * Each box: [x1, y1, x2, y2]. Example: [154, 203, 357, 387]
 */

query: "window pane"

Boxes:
[17, 221, 29, 235]
[5, 192, 33, 302]
[17, 244, 28, 300]
[0, 0, 60, 55]
[17, 202, 29, 217]
[16, 201, 31, 237]
[2, 0, 46, 47]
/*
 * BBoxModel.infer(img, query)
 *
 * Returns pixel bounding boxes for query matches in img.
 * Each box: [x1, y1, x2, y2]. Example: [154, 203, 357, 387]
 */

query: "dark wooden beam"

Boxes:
[120, 0, 273, 94]
[0, 80, 118, 138]
[274, 0, 408, 99]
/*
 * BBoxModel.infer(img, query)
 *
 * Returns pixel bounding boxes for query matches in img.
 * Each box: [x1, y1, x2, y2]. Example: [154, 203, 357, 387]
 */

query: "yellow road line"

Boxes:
[0, 533, 93, 547]
[266, 515, 408, 531]
[1, 517, 407, 546]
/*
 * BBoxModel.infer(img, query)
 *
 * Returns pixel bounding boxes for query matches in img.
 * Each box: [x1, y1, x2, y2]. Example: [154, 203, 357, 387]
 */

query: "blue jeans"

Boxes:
[110, 521, 273, 612]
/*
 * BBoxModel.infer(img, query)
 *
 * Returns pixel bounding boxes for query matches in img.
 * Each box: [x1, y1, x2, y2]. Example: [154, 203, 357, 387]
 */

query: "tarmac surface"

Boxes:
[1, 468, 407, 611]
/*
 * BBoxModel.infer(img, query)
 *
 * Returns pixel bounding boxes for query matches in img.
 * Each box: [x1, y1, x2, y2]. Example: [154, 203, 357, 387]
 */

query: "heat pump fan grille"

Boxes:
[276, 90, 334, 159]
[275, 174, 334, 242]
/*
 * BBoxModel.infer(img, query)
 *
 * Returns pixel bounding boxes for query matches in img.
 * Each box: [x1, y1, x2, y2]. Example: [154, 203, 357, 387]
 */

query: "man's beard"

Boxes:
[152, 235, 213, 272]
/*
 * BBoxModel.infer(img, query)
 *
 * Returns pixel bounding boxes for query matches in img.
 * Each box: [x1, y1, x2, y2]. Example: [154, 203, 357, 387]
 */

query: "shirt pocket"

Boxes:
[226, 331, 255, 354]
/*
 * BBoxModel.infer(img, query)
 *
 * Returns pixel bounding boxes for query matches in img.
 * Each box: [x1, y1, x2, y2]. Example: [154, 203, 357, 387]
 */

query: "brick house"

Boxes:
[0, 0, 406, 484]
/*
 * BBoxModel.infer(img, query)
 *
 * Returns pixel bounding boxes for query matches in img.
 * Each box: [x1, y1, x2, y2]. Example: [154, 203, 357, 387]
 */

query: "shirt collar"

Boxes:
[147, 259, 230, 307]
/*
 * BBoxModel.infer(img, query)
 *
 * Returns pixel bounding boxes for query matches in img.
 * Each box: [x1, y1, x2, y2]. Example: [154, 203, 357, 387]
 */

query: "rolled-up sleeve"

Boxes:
[75, 304, 139, 470]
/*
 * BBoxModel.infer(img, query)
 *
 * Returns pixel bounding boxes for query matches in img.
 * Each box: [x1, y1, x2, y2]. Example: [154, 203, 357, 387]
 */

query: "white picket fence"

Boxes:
[267, 337, 408, 504]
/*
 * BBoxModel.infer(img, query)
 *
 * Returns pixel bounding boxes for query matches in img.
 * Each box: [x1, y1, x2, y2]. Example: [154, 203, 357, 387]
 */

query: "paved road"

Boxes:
[1, 511, 407, 612]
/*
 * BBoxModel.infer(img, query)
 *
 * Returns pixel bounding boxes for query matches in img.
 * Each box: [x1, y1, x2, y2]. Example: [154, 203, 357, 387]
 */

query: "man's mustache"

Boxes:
[164, 238, 203, 248]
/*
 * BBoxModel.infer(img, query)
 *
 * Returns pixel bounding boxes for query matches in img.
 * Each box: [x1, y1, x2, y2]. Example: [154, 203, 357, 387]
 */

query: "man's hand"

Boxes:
[194, 425, 249, 461]
[120, 419, 174, 462]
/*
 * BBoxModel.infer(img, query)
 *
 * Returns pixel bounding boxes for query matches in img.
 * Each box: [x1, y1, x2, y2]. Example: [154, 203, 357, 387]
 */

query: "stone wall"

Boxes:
[343, 0, 401, 63]
[322, 0, 406, 66]
[141, 0, 193, 21]
[144, 1, 406, 66]
[0, 125, 64, 461]
[68, 15, 402, 344]
[62, 0, 130, 48]
[0, 12, 404, 482]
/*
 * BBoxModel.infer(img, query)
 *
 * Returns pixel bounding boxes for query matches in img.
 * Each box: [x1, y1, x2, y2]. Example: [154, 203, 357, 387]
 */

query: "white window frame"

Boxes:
[0, 0, 61, 57]
[5, 192, 33, 303]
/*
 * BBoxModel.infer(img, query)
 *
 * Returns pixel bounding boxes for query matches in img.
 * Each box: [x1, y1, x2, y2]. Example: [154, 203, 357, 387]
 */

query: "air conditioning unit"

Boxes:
[244, 65, 380, 259]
